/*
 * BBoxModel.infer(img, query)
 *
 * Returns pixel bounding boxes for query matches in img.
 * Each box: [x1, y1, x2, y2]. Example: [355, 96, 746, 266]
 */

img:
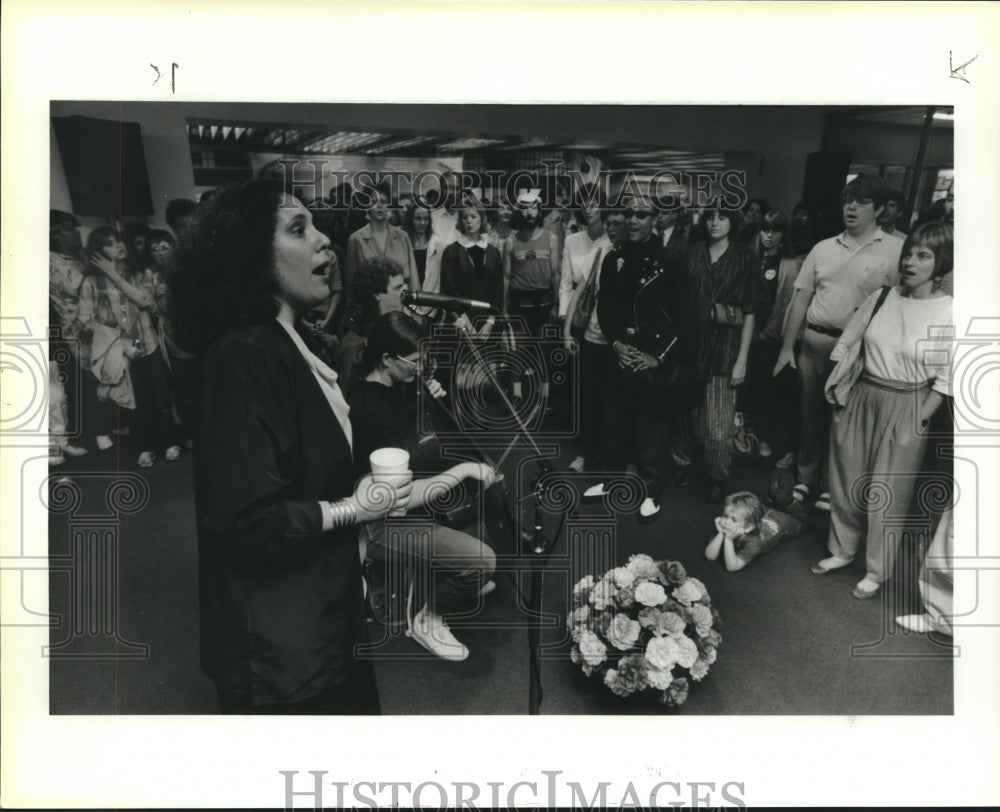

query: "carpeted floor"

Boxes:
[46, 421, 953, 717]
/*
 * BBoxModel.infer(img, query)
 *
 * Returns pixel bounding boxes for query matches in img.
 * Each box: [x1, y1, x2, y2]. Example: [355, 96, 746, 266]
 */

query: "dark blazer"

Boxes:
[195, 321, 365, 707]
[440, 240, 505, 309]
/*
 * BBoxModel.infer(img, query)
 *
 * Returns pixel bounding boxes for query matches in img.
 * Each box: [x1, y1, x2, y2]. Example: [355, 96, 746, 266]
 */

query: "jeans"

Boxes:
[362, 520, 496, 616]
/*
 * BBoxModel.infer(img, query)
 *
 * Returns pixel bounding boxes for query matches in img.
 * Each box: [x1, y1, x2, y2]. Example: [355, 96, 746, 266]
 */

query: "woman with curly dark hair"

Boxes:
[687, 207, 763, 503]
[80, 225, 179, 467]
[170, 178, 412, 714]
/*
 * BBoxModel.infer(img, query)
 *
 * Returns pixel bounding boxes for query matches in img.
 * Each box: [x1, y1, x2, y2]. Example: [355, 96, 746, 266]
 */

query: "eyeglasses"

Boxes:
[395, 352, 438, 374]
[626, 209, 654, 219]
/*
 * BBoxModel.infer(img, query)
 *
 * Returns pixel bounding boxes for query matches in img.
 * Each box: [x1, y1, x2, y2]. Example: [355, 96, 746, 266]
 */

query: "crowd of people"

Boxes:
[48, 166, 956, 713]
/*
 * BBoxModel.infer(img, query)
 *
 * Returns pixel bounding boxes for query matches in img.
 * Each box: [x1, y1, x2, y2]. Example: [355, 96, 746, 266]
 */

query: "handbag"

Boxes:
[569, 248, 604, 333]
[703, 251, 747, 325]
[709, 302, 744, 326]
[824, 286, 891, 408]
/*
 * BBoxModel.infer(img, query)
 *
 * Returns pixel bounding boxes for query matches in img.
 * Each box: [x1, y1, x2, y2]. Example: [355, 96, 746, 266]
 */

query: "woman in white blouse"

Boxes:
[558, 193, 610, 321]
[813, 223, 954, 600]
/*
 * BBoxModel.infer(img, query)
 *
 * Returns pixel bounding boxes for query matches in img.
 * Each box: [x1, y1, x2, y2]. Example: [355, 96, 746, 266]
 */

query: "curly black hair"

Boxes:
[340, 256, 405, 336]
[169, 179, 286, 355]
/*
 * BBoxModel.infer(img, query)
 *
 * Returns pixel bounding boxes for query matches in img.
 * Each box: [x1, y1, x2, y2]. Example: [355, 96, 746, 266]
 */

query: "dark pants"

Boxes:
[60, 346, 115, 448]
[507, 290, 553, 337]
[129, 352, 179, 453]
[579, 339, 613, 467]
[745, 338, 799, 457]
[216, 658, 381, 715]
[167, 351, 199, 442]
[604, 364, 671, 497]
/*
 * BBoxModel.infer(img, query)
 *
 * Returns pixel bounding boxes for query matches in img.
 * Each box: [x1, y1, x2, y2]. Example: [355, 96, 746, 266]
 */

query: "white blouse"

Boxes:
[833, 287, 953, 396]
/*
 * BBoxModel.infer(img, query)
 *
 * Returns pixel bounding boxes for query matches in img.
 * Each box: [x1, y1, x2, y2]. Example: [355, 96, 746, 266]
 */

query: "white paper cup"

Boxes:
[369, 447, 411, 516]
[369, 447, 410, 477]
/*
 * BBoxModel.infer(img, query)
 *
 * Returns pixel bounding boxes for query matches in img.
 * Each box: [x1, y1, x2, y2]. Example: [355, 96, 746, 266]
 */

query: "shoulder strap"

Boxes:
[867, 285, 891, 328]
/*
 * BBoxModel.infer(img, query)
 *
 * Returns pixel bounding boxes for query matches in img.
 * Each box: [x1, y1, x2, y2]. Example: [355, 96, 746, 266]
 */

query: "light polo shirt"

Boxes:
[793, 228, 903, 330]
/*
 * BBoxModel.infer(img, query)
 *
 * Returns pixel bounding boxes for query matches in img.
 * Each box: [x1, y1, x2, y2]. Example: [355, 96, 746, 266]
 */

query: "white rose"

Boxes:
[634, 581, 667, 607]
[645, 635, 680, 670]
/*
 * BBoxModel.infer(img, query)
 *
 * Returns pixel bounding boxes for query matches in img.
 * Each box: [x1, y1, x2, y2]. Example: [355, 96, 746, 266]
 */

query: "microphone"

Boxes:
[402, 290, 497, 313]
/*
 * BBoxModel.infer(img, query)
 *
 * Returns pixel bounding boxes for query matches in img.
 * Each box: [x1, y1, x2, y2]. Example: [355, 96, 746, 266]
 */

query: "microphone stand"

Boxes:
[424, 307, 570, 714]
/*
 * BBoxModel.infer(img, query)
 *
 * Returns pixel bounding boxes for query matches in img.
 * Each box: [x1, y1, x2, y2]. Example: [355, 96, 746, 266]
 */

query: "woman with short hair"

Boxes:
[814, 223, 954, 600]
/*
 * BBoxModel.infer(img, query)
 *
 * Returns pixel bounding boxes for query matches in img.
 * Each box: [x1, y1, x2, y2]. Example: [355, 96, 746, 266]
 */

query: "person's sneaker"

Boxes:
[758, 442, 773, 458]
[406, 608, 469, 661]
[895, 613, 949, 634]
[49, 446, 65, 466]
[638, 497, 661, 522]
[478, 580, 496, 598]
[63, 444, 88, 457]
[568, 456, 585, 473]
[814, 492, 831, 511]
[852, 577, 880, 600]
[583, 482, 607, 498]
[165, 445, 181, 462]
[674, 467, 692, 487]
[776, 451, 795, 469]
[811, 555, 852, 575]
[137, 451, 156, 468]
[95, 435, 114, 451]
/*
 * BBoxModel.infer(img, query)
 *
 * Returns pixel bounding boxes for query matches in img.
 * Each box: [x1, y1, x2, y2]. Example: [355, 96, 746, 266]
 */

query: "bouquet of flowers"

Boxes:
[568, 555, 721, 706]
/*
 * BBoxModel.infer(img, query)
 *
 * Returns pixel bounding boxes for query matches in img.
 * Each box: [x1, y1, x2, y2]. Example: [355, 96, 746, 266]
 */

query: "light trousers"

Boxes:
[920, 507, 954, 634]
[796, 329, 838, 492]
[827, 376, 931, 583]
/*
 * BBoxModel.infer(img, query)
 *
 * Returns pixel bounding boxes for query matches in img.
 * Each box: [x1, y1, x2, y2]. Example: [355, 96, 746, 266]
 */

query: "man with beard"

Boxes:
[503, 188, 561, 335]
[585, 196, 694, 520]
[503, 188, 561, 404]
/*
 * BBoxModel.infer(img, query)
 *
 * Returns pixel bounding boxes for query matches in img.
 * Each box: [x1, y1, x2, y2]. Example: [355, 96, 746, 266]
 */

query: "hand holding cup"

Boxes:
[368, 447, 413, 517]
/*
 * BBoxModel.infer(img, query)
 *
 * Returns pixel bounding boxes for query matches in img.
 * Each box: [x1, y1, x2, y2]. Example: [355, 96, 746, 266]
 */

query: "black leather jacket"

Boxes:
[597, 237, 693, 363]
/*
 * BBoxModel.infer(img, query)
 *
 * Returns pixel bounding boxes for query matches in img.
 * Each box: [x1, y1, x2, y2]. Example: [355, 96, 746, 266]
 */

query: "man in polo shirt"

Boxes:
[773, 174, 903, 511]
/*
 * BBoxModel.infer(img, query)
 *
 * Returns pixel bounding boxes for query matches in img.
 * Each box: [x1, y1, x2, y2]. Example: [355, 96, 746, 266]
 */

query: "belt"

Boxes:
[806, 322, 843, 338]
[509, 289, 552, 305]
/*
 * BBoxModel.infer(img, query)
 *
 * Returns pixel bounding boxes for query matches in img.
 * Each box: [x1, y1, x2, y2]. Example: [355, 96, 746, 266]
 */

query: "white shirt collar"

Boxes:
[457, 233, 488, 249]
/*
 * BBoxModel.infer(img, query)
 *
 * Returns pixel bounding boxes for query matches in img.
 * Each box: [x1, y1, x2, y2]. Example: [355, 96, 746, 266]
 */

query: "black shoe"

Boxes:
[706, 479, 725, 505]
[674, 467, 692, 487]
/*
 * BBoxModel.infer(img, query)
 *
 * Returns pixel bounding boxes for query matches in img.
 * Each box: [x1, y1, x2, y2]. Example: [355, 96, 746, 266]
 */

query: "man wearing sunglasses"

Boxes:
[586, 196, 694, 521]
[772, 173, 903, 512]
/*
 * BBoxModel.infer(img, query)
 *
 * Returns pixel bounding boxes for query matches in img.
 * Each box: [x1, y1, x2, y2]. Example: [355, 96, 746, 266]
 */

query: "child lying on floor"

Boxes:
[705, 491, 806, 571]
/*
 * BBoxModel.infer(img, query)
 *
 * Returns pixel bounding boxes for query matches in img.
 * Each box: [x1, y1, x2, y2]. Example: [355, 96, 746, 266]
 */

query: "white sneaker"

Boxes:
[165, 445, 181, 462]
[776, 452, 795, 469]
[407, 608, 469, 661]
[758, 442, 773, 458]
[95, 435, 114, 451]
[478, 580, 496, 598]
[49, 446, 65, 466]
[814, 492, 831, 511]
[639, 497, 661, 520]
[63, 444, 88, 457]
[568, 456, 585, 473]
[583, 482, 606, 498]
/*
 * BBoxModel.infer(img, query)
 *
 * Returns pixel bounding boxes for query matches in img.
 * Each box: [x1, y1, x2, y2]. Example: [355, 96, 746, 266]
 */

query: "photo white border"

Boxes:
[3, 1, 999, 807]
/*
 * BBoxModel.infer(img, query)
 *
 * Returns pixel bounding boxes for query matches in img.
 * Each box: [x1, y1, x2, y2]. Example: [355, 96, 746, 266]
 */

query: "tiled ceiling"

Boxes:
[186, 121, 726, 171]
